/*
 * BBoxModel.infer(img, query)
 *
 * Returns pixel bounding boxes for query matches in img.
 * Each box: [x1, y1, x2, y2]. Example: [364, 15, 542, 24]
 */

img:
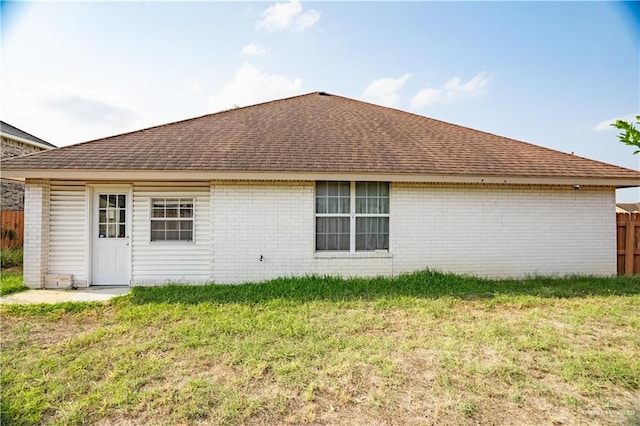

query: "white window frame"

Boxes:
[150, 197, 195, 242]
[315, 181, 390, 253]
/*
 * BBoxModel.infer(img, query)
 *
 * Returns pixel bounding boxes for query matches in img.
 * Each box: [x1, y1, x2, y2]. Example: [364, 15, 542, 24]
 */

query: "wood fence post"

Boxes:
[625, 214, 635, 275]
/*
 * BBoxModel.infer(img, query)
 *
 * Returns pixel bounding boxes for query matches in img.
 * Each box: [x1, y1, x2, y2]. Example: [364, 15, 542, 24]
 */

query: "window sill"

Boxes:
[314, 250, 392, 259]
[149, 240, 196, 244]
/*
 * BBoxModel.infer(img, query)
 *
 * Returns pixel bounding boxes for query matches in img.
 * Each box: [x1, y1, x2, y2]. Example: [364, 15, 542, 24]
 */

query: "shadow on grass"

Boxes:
[123, 270, 640, 306]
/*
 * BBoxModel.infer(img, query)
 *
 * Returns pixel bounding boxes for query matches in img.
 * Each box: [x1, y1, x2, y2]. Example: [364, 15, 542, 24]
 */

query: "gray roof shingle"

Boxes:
[0, 121, 56, 148]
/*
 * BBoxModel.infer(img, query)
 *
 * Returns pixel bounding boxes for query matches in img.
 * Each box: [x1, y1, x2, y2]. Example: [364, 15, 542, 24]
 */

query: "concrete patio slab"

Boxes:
[0, 287, 130, 305]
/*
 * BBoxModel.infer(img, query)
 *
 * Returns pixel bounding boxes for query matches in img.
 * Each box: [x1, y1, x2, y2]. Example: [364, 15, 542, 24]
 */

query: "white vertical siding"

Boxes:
[131, 183, 211, 285]
[48, 181, 88, 286]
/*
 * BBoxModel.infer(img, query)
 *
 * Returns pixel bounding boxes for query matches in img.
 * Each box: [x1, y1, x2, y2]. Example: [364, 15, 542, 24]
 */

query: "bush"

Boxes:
[1, 247, 23, 269]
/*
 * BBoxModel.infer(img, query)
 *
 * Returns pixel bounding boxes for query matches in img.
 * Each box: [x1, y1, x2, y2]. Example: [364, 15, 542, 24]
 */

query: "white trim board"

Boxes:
[5, 169, 639, 188]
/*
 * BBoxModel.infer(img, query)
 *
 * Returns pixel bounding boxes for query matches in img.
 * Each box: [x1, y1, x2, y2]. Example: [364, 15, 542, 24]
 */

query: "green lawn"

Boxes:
[2, 271, 639, 425]
[0, 271, 26, 296]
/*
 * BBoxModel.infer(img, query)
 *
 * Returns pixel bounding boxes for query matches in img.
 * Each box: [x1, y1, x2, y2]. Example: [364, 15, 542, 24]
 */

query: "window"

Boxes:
[98, 194, 127, 238]
[355, 182, 390, 251]
[150, 198, 194, 241]
[316, 181, 351, 251]
[315, 181, 389, 252]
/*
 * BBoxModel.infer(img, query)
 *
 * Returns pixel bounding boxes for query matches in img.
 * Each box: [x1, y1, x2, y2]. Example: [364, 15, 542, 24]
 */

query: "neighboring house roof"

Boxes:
[2, 92, 640, 185]
[0, 121, 56, 149]
[616, 203, 640, 214]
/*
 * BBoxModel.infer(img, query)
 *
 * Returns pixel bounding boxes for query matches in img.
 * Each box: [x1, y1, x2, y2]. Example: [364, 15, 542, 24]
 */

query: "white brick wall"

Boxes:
[211, 181, 315, 283]
[391, 183, 615, 277]
[23, 179, 50, 288]
[211, 181, 394, 284]
[211, 181, 615, 283]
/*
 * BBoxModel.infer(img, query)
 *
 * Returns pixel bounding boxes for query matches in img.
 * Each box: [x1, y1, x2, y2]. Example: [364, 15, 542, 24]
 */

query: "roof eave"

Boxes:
[3, 169, 639, 188]
[1, 132, 56, 150]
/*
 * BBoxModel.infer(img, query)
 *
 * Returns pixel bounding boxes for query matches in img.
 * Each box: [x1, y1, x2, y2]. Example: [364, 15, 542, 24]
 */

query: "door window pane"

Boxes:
[98, 193, 127, 239]
[107, 224, 116, 238]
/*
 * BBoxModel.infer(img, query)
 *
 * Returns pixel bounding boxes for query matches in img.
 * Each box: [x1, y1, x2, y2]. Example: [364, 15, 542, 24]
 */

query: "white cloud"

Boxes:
[256, 0, 320, 32]
[411, 72, 491, 109]
[1, 79, 149, 146]
[207, 65, 302, 111]
[411, 88, 443, 109]
[293, 8, 320, 31]
[44, 94, 140, 129]
[362, 73, 411, 107]
[183, 78, 201, 94]
[593, 113, 639, 132]
[443, 73, 489, 93]
[241, 42, 269, 56]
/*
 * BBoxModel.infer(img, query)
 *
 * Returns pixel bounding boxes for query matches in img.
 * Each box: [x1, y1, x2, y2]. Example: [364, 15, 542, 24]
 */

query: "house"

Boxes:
[1, 121, 56, 210]
[2, 92, 640, 288]
[616, 203, 640, 214]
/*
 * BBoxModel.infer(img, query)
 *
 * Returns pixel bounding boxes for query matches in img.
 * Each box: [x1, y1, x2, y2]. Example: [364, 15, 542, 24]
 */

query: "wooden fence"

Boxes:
[617, 213, 640, 276]
[1, 211, 24, 249]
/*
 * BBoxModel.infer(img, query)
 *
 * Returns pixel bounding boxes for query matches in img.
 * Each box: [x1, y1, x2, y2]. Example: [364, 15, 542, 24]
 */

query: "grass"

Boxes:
[2, 270, 639, 425]
[0, 271, 26, 296]
[1, 247, 26, 296]
[1, 247, 23, 269]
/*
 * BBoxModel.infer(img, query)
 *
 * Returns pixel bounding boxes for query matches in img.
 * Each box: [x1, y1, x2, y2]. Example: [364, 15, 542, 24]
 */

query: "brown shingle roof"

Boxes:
[2, 92, 639, 180]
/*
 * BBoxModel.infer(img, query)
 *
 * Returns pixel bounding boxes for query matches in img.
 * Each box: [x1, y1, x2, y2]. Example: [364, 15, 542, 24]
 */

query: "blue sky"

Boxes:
[1, 1, 639, 200]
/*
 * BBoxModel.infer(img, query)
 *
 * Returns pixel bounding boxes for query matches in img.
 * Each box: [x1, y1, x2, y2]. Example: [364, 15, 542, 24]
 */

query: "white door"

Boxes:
[92, 191, 130, 285]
